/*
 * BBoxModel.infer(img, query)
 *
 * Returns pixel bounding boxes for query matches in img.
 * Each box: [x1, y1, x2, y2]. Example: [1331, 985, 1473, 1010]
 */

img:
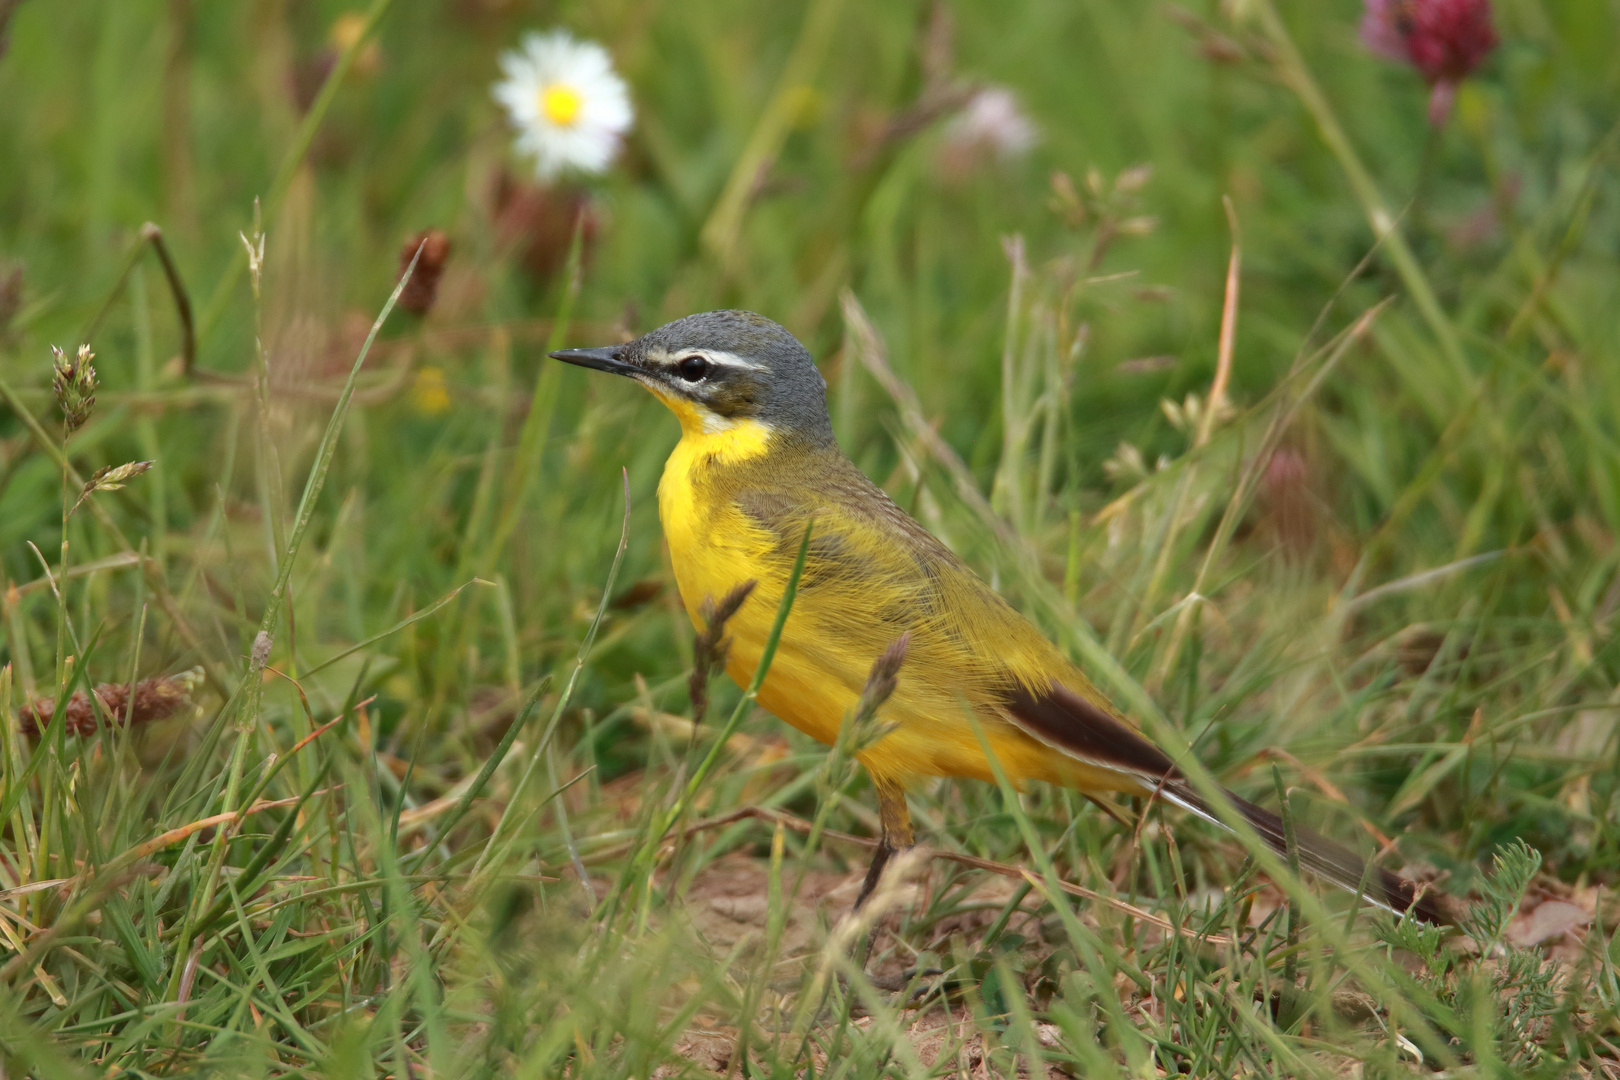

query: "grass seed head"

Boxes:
[690, 579, 757, 725]
[848, 633, 909, 751]
[858, 633, 909, 716]
[51, 344, 97, 434]
[71, 460, 154, 515]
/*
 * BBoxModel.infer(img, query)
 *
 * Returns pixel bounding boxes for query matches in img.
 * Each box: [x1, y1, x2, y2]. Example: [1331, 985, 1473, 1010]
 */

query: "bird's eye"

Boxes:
[676, 355, 710, 382]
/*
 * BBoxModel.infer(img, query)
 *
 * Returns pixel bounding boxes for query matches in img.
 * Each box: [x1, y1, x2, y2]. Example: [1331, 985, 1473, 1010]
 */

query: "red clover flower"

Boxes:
[1362, 0, 1498, 125]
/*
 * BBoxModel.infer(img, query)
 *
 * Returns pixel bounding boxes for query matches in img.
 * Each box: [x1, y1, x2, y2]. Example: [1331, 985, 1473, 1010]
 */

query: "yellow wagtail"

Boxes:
[553, 310, 1446, 923]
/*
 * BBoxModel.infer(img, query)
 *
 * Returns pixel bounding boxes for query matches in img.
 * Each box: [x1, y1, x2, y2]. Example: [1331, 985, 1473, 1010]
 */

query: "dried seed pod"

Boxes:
[18, 673, 199, 738]
[398, 229, 452, 315]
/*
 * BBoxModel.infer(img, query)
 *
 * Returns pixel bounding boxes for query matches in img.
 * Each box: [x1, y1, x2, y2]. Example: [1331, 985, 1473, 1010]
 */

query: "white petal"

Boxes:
[492, 27, 634, 177]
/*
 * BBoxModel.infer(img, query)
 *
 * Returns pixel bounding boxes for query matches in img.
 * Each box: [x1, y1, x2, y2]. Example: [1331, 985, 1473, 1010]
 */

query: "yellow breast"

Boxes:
[655, 413, 854, 744]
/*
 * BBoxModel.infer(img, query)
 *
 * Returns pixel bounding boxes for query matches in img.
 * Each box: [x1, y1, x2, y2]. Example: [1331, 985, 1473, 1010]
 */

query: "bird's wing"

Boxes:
[734, 459, 1449, 924]
[735, 461, 1168, 757]
[735, 464, 1046, 692]
[733, 462, 1159, 756]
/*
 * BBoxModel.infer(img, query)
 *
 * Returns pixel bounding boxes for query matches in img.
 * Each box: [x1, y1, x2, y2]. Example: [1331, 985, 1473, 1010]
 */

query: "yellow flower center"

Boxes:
[540, 84, 584, 127]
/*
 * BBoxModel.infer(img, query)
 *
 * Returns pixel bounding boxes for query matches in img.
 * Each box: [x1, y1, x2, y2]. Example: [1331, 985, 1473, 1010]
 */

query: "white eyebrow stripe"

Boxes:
[648, 346, 764, 372]
[694, 349, 764, 371]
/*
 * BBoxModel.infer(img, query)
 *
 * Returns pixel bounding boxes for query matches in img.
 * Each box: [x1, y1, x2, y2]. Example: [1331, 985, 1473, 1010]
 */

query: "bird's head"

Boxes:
[550, 310, 833, 445]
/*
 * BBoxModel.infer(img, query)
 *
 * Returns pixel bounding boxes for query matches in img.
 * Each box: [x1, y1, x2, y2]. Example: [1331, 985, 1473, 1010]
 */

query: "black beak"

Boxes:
[548, 346, 639, 377]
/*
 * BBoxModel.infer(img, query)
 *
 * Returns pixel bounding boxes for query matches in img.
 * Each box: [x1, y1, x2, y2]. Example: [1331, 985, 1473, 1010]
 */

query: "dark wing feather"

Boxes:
[1005, 679, 1449, 925]
[1004, 681, 1177, 781]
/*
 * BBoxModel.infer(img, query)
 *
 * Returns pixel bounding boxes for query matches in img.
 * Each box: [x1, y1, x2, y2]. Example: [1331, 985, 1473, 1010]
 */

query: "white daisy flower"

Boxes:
[492, 30, 632, 180]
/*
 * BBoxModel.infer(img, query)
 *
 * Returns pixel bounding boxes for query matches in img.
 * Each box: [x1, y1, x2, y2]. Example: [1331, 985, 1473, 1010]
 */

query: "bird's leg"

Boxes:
[855, 782, 914, 910]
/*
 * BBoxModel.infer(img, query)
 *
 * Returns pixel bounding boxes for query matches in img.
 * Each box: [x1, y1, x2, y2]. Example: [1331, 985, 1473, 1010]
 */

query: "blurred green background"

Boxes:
[2, 0, 1620, 1073]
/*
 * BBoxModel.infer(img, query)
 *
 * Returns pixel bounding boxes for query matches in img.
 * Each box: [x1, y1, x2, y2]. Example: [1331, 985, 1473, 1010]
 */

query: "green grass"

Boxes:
[3, 0, 1620, 1075]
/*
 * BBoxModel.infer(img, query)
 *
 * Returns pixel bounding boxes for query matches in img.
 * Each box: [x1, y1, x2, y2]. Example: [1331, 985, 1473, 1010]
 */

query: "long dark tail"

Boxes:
[1157, 780, 1450, 925]
[1004, 680, 1450, 925]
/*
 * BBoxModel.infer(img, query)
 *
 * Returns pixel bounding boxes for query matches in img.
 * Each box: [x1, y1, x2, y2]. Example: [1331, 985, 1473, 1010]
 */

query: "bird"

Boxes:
[551, 309, 1448, 925]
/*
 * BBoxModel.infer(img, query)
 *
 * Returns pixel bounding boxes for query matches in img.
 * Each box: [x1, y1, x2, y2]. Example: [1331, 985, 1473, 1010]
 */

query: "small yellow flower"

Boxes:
[328, 12, 381, 76]
[411, 366, 451, 416]
[329, 12, 367, 50]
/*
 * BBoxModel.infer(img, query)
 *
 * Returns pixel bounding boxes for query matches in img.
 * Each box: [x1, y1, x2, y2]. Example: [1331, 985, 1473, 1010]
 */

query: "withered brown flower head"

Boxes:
[398, 229, 452, 315]
[1263, 446, 1317, 559]
[488, 169, 598, 282]
[0, 262, 22, 342]
[19, 674, 198, 739]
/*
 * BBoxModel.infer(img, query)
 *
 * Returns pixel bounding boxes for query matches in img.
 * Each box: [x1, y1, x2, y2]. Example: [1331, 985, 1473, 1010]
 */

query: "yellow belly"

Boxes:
[655, 425, 1145, 796]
